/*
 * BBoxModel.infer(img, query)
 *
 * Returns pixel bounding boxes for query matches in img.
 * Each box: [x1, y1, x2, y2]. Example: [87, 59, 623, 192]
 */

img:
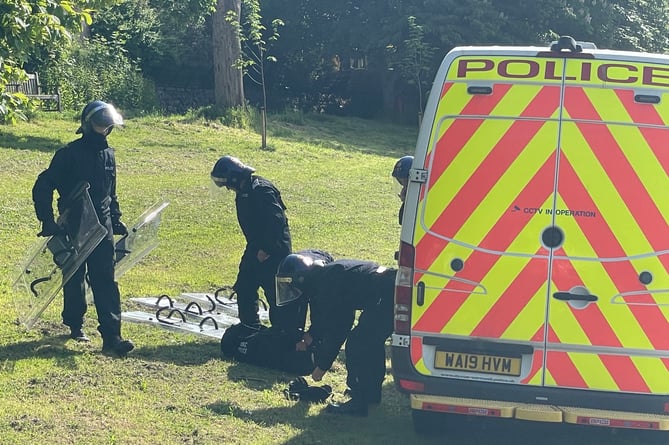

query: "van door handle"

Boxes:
[553, 291, 598, 302]
[417, 281, 425, 306]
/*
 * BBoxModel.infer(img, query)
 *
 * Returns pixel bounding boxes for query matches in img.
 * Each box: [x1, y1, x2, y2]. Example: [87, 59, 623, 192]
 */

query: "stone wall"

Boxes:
[155, 86, 215, 113]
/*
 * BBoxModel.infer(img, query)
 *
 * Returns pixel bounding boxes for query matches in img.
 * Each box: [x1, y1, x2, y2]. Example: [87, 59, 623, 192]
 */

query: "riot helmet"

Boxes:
[392, 155, 413, 201]
[392, 155, 413, 186]
[76, 101, 123, 135]
[275, 254, 323, 306]
[210, 155, 256, 191]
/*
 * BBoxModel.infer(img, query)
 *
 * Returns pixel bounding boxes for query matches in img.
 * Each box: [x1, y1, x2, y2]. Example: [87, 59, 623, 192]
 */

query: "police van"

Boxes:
[392, 36, 669, 433]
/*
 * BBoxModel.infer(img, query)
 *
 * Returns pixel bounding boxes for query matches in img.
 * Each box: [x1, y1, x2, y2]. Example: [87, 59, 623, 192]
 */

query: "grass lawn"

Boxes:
[0, 111, 663, 445]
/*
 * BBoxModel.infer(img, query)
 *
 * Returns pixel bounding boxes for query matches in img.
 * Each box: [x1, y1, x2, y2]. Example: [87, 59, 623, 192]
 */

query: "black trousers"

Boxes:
[234, 247, 296, 329]
[344, 269, 396, 403]
[62, 237, 122, 340]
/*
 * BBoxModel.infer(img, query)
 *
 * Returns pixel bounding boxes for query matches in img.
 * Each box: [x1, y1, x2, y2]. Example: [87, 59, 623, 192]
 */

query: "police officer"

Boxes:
[210, 156, 292, 329]
[220, 248, 335, 374]
[392, 155, 413, 225]
[32, 100, 134, 357]
[286, 248, 334, 338]
[276, 254, 397, 417]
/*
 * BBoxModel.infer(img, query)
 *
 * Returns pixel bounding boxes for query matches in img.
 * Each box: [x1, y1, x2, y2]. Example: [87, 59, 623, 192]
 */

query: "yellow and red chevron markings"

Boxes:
[411, 55, 669, 394]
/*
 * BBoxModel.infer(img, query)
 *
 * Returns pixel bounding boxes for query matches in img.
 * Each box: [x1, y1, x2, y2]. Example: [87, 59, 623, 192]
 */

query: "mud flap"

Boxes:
[12, 183, 107, 329]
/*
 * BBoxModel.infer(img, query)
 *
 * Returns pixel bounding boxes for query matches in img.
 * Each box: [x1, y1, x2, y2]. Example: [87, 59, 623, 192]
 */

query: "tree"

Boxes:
[255, 0, 333, 111]
[493, 0, 669, 52]
[88, 0, 217, 92]
[589, 0, 669, 52]
[387, 15, 434, 125]
[226, 0, 283, 147]
[212, 0, 244, 107]
[0, 0, 103, 122]
[9, 0, 668, 120]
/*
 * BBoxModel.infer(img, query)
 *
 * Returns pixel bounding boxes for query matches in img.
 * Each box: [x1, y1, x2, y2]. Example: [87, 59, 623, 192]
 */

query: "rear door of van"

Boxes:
[547, 56, 669, 395]
[406, 47, 669, 399]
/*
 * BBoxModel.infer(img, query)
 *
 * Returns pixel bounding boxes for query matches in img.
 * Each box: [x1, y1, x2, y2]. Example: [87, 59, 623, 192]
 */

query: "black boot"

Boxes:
[69, 328, 90, 342]
[325, 397, 368, 417]
[102, 336, 135, 357]
[344, 388, 381, 405]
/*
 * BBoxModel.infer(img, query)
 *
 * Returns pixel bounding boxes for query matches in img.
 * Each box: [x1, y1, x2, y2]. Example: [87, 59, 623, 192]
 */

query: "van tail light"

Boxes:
[399, 379, 425, 392]
[394, 241, 415, 335]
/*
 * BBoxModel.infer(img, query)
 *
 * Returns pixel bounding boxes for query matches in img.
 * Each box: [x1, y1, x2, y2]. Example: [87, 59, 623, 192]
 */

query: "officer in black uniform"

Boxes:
[392, 155, 413, 225]
[286, 248, 334, 338]
[276, 254, 397, 417]
[32, 100, 134, 357]
[210, 155, 292, 329]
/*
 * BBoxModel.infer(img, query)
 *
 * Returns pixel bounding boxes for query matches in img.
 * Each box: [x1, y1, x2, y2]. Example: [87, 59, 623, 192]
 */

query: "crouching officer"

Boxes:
[210, 155, 292, 329]
[276, 254, 397, 417]
[32, 100, 134, 357]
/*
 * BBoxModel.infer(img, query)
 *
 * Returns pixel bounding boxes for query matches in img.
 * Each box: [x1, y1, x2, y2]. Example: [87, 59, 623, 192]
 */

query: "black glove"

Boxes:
[112, 220, 128, 236]
[283, 377, 332, 403]
[37, 219, 64, 237]
[284, 377, 308, 401]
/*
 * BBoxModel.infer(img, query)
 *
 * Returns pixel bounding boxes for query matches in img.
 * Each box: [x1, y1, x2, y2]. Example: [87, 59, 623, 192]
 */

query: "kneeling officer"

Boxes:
[275, 254, 397, 417]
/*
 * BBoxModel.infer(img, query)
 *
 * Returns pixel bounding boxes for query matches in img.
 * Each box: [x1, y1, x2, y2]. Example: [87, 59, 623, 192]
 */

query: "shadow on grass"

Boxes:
[219, 351, 669, 445]
[0, 335, 82, 371]
[0, 132, 63, 152]
[203, 385, 427, 445]
[224, 361, 294, 390]
[134, 339, 220, 366]
[206, 399, 311, 421]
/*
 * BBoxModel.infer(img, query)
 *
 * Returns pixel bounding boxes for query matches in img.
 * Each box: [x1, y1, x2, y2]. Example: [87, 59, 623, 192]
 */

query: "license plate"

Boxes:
[434, 351, 522, 376]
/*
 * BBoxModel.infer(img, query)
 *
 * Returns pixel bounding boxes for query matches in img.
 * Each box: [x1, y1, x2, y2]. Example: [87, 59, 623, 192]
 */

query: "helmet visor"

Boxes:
[88, 105, 124, 133]
[276, 276, 302, 306]
[210, 175, 236, 198]
[211, 175, 228, 188]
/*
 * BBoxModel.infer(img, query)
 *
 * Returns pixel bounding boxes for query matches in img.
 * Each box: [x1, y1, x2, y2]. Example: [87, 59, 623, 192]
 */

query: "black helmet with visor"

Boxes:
[392, 155, 413, 186]
[210, 155, 256, 191]
[76, 100, 123, 135]
[275, 254, 322, 306]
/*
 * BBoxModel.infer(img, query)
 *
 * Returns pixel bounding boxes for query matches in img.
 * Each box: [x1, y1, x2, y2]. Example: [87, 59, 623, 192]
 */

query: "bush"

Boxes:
[185, 104, 259, 131]
[42, 36, 159, 113]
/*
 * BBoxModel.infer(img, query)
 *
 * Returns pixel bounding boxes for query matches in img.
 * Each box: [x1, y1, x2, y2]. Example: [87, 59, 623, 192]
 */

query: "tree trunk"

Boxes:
[212, 0, 244, 108]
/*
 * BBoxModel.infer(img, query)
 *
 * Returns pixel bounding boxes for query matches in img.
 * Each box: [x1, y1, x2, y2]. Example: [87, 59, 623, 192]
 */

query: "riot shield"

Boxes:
[180, 286, 270, 322]
[113, 200, 169, 278]
[12, 183, 107, 329]
[121, 309, 224, 339]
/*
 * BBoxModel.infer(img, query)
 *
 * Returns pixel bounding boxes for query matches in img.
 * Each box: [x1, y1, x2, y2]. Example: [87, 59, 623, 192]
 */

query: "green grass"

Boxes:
[0, 112, 663, 445]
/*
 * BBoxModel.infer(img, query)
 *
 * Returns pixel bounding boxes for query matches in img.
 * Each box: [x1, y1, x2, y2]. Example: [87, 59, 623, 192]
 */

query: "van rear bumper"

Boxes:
[391, 345, 669, 416]
[409, 393, 669, 430]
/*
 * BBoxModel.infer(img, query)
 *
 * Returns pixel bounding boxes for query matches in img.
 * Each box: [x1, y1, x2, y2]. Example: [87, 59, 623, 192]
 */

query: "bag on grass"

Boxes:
[221, 324, 315, 376]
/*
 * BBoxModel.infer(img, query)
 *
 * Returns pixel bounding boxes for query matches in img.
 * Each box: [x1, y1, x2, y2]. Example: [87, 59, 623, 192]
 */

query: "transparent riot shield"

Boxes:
[113, 200, 169, 278]
[12, 183, 107, 329]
